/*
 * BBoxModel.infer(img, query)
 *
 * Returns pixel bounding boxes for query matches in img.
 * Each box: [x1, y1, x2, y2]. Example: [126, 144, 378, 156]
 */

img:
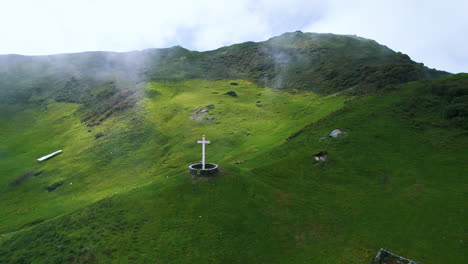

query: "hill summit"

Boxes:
[0, 32, 448, 105]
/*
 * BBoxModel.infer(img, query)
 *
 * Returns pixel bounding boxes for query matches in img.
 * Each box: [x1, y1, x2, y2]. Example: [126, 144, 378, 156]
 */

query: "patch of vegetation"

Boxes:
[396, 73, 468, 129]
[144, 87, 160, 98]
[8, 171, 35, 187]
[224, 90, 238, 97]
[94, 132, 105, 139]
[81, 89, 137, 126]
[46, 181, 64, 192]
[52, 78, 139, 126]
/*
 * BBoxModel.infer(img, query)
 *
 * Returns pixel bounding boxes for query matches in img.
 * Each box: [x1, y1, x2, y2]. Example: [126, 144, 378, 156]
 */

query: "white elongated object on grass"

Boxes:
[37, 150, 62, 161]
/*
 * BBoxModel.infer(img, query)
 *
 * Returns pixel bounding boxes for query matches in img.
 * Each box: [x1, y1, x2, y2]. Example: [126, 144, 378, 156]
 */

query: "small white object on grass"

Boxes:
[37, 150, 62, 161]
[329, 129, 345, 138]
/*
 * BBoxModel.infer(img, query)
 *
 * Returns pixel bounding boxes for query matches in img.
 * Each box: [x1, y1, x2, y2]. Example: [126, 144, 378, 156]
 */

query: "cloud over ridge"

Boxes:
[0, 0, 466, 72]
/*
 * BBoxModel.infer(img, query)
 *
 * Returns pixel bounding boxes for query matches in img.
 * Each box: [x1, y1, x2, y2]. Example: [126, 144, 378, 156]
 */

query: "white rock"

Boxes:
[329, 129, 345, 138]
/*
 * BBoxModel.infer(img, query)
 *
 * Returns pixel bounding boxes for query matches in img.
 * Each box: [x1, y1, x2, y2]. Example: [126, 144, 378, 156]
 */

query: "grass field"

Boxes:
[0, 79, 344, 234]
[0, 78, 466, 263]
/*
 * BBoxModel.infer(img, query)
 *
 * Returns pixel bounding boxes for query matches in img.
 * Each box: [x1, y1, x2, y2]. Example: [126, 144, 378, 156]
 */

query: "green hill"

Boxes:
[0, 32, 448, 105]
[0, 33, 466, 263]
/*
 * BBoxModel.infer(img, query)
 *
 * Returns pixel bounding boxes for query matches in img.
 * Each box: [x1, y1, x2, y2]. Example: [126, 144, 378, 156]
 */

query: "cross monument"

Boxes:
[197, 135, 211, 169]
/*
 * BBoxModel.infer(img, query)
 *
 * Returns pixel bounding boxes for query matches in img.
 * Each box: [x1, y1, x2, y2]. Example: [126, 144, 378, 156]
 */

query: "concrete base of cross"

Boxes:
[188, 162, 219, 176]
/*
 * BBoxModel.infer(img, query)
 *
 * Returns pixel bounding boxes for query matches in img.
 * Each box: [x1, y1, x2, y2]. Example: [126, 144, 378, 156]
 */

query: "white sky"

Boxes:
[0, 0, 466, 73]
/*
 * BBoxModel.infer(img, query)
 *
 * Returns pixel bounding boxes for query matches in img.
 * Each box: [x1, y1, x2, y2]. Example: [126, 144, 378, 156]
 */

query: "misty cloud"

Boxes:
[0, 0, 466, 73]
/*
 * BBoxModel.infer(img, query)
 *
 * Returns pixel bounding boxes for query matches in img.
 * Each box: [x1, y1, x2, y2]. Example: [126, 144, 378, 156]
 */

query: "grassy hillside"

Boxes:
[0, 74, 466, 263]
[0, 32, 448, 106]
[144, 32, 449, 94]
[0, 79, 345, 235]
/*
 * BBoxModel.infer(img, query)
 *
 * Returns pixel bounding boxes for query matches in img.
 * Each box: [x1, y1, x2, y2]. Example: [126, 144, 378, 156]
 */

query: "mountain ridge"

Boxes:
[0, 32, 450, 105]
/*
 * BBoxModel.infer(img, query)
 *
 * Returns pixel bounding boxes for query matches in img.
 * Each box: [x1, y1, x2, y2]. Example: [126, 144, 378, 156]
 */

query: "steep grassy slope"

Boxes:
[0, 79, 345, 235]
[0, 76, 466, 263]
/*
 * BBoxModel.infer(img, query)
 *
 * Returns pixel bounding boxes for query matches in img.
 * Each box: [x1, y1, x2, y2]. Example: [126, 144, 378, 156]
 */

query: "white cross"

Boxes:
[197, 135, 211, 169]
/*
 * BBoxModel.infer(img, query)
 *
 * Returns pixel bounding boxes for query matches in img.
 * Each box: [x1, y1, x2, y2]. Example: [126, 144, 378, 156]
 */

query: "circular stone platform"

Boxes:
[189, 163, 219, 176]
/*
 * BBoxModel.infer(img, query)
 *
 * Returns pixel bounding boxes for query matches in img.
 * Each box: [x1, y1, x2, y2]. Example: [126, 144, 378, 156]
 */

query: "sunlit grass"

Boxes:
[0, 78, 466, 263]
[0, 79, 344, 235]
